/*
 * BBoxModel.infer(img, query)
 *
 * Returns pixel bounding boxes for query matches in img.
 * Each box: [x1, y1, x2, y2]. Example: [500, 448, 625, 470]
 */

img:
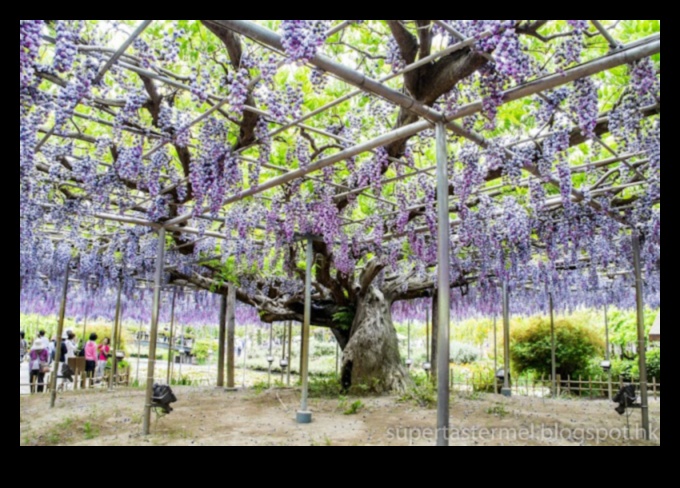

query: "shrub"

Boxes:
[313, 342, 336, 358]
[192, 339, 217, 362]
[450, 341, 480, 364]
[511, 316, 603, 378]
[646, 348, 661, 382]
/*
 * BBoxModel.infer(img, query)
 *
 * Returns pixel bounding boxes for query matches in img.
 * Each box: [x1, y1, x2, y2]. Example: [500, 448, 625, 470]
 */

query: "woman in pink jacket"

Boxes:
[84, 333, 99, 379]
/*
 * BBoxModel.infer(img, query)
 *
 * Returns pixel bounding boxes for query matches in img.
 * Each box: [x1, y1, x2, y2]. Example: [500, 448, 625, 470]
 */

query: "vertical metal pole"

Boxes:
[268, 322, 274, 388]
[426, 306, 430, 365]
[281, 322, 287, 384]
[493, 315, 498, 393]
[549, 292, 557, 398]
[435, 122, 451, 446]
[297, 238, 314, 424]
[50, 262, 70, 408]
[135, 322, 142, 386]
[501, 282, 512, 397]
[109, 280, 123, 391]
[166, 288, 177, 385]
[604, 301, 613, 401]
[632, 232, 650, 440]
[143, 227, 166, 436]
[408, 319, 412, 361]
[242, 322, 248, 388]
[226, 284, 236, 389]
[335, 342, 339, 379]
[287, 321, 293, 387]
[216, 293, 227, 388]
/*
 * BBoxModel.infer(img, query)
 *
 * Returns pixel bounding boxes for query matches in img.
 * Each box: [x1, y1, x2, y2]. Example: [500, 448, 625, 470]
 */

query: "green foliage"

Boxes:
[308, 374, 343, 398]
[608, 308, 656, 351]
[399, 373, 436, 408]
[192, 339, 217, 363]
[332, 307, 356, 331]
[343, 400, 364, 416]
[252, 381, 269, 395]
[83, 422, 99, 440]
[486, 404, 509, 418]
[646, 349, 661, 382]
[450, 341, 480, 364]
[466, 362, 497, 393]
[510, 316, 604, 378]
[313, 342, 336, 358]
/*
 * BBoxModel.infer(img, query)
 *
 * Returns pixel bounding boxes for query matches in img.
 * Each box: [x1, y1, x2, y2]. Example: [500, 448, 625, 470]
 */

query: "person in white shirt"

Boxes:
[64, 331, 78, 360]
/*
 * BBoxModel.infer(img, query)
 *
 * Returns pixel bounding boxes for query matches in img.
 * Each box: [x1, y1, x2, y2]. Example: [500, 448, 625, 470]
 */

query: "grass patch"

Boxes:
[343, 400, 364, 416]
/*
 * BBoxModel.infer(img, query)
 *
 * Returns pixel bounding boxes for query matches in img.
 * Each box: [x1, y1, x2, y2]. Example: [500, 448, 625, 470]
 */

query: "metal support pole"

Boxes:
[268, 322, 274, 388]
[435, 122, 451, 447]
[605, 302, 613, 401]
[408, 319, 412, 363]
[50, 262, 70, 408]
[242, 322, 248, 388]
[426, 306, 430, 371]
[335, 343, 339, 379]
[109, 280, 123, 391]
[287, 321, 293, 387]
[493, 315, 498, 393]
[632, 232, 650, 440]
[226, 284, 236, 390]
[143, 227, 166, 436]
[281, 322, 287, 384]
[549, 293, 557, 398]
[501, 282, 512, 397]
[297, 238, 314, 424]
[167, 289, 177, 384]
[217, 293, 227, 388]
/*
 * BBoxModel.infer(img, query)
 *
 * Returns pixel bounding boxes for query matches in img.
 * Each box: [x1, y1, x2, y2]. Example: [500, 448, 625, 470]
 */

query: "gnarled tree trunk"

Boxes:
[341, 286, 410, 393]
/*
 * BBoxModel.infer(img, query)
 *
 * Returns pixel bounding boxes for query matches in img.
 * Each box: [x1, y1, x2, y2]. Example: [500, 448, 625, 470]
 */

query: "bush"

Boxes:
[511, 316, 603, 378]
[647, 349, 661, 382]
[466, 362, 496, 393]
[313, 342, 336, 358]
[192, 339, 217, 362]
[450, 341, 480, 364]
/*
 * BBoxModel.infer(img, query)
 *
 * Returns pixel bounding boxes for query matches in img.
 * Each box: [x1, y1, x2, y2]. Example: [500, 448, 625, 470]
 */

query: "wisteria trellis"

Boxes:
[20, 20, 660, 335]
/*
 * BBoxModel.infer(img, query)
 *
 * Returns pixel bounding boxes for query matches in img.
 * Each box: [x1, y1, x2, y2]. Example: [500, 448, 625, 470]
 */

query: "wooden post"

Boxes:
[50, 262, 70, 408]
[226, 285, 236, 390]
[216, 293, 227, 389]
[166, 288, 177, 385]
[287, 321, 293, 387]
[109, 280, 123, 392]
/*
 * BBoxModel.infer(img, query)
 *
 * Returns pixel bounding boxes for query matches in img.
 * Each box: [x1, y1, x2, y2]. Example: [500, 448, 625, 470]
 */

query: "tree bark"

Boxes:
[340, 286, 410, 393]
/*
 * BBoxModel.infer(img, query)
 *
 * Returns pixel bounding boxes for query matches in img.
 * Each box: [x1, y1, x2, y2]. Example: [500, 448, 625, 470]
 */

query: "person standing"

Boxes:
[20, 332, 27, 364]
[84, 333, 99, 382]
[28, 339, 49, 393]
[38, 330, 48, 349]
[64, 332, 78, 360]
[97, 338, 111, 380]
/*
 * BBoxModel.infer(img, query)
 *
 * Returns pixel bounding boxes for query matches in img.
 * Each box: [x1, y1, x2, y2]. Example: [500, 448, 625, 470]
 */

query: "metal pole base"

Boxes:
[501, 388, 512, 398]
[296, 411, 313, 424]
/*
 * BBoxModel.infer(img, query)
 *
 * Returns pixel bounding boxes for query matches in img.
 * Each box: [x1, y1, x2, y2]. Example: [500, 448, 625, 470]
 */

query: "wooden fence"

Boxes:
[20, 368, 131, 396]
[450, 369, 661, 400]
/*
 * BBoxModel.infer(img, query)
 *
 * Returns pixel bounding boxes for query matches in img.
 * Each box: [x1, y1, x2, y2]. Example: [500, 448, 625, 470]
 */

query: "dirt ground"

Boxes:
[19, 387, 660, 446]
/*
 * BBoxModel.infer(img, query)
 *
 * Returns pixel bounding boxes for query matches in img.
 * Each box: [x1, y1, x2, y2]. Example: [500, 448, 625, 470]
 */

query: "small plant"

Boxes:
[252, 381, 269, 395]
[324, 435, 333, 446]
[344, 400, 364, 416]
[83, 422, 99, 440]
[486, 404, 509, 418]
[337, 395, 348, 412]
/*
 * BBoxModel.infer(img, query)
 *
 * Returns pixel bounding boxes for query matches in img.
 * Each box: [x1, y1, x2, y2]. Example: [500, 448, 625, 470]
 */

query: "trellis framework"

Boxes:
[20, 20, 660, 443]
